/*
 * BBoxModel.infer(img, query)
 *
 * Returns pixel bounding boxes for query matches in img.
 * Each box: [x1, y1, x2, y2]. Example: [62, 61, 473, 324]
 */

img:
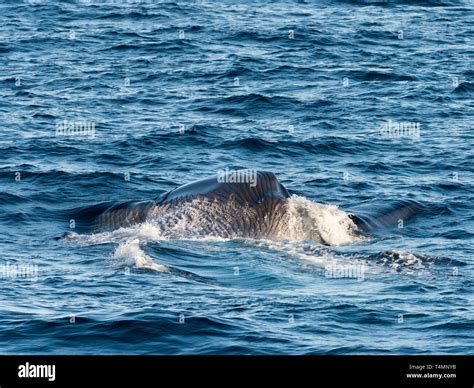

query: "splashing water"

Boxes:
[286, 195, 361, 245]
[64, 195, 362, 271]
[113, 239, 168, 273]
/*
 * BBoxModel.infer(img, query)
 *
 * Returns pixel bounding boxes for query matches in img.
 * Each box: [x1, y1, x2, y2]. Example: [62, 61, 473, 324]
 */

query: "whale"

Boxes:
[69, 170, 422, 243]
[150, 170, 291, 239]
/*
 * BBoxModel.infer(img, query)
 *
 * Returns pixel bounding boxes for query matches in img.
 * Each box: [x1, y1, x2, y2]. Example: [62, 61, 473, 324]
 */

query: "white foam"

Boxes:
[112, 238, 168, 272]
[63, 225, 169, 272]
[379, 250, 428, 270]
[286, 195, 361, 245]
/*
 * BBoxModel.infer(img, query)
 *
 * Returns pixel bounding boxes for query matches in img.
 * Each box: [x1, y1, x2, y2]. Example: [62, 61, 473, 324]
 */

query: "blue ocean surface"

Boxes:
[0, 0, 473, 354]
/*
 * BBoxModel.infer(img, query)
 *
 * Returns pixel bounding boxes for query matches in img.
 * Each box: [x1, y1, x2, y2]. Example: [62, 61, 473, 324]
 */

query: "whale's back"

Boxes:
[157, 170, 290, 205]
[67, 171, 420, 243]
[153, 170, 291, 239]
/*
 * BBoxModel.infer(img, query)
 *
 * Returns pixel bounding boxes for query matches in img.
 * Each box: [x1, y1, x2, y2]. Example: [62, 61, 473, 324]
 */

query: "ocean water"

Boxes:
[0, 0, 473, 355]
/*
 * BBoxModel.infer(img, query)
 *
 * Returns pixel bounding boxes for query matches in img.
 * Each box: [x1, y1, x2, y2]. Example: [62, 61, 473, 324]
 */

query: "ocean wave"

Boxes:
[452, 81, 474, 94]
[350, 69, 417, 82]
[219, 136, 366, 155]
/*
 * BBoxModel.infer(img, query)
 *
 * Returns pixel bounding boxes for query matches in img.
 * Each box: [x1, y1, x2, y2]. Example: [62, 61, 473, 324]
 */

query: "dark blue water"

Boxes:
[0, 0, 473, 354]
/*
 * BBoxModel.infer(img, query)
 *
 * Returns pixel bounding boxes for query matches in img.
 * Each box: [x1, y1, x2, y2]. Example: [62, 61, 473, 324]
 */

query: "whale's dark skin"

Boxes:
[71, 170, 421, 240]
[152, 170, 292, 239]
[82, 170, 292, 239]
[157, 171, 290, 208]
